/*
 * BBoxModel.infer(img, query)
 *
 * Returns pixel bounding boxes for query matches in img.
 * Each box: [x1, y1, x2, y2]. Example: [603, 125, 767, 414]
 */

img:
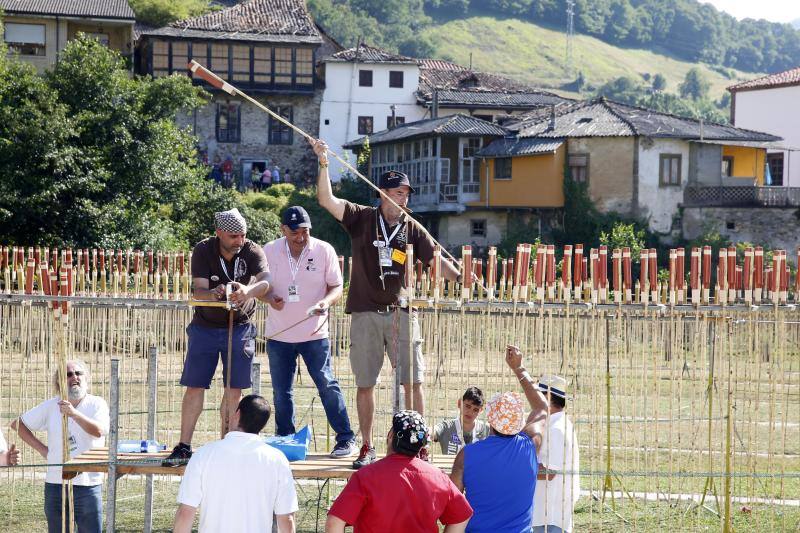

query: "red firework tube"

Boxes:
[475, 258, 483, 281]
[513, 245, 523, 287]
[75, 249, 82, 272]
[59, 267, 68, 316]
[677, 248, 685, 290]
[487, 247, 497, 291]
[754, 247, 763, 290]
[765, 267, 773, 292]
[599, 246, 608, 289]
[582, 257, 588, 286]
[590, 248, 599, 290]
[133, 251, 140, 274]
[52, 248, 59, 271]
[462, 245, 473, 289]
[669, 249, 676, 293]
[506, 258, 514, 286]
[157, 251, 163, 273]
[125, 250, 132, 273]
[772, 252, 780, 292]
[736, 266, 742, 291]
[612, 249, 621, 293]
[35, 247, 41, 267]
[11, 246, 17, 271]
[520, 244, 531, 288]
[781, 251, 789, 292]
[622, 248, 632, 291]
[177, 251, 184, 275]
[640, 248, 649, 291]
[40, 263, 50, 295]
[689, 248, 699, 291]
[648, 249, 657, 293]
[534, 246, 545, 289]
[49, 271, 59, 311]
[98, 249, 105, 271]
[727, 247, 736, 289]
[65, 249, 73, 295]
[562, 245, 572, 287]
[702, 246, 712, 289]
[25, 258, 35, 294]
[718, 248, 728, 290]
[188, 61, 236, 95]
[116, 250, 123, 273]
[83, 250, 89, 273]
[2, 246, 8, 270]
[416, 258, 424, 282]
[17, 247, 24, 270]
[27, 246, 33, 263]
[147, 250, 154, 273]
[743, 248, 753, 290]
[546, 245, 555, 286]
[573, 244, 583, 290]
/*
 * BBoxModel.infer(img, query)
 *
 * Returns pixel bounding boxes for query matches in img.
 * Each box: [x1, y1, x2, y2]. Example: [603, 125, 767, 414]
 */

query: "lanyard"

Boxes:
[378, 212, 403, 247]
[219, 256, 241, 282]
[285, 239, 309, 283]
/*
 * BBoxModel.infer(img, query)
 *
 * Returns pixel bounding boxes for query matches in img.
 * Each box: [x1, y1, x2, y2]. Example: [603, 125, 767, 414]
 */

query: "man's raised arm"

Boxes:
[310, 138, 346, 222]
[505, 345, 548, 450]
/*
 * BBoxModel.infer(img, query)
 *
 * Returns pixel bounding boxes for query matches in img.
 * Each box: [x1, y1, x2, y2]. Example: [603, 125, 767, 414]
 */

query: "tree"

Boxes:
[129, 0, 211, 26]
[678, 67, 710, 100]
[0, 35, 235, 248]
[652, 73, 667, 92]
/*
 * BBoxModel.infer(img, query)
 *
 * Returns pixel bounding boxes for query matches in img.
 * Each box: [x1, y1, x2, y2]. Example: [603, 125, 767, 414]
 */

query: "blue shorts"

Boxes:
[180, 323, 257, 389]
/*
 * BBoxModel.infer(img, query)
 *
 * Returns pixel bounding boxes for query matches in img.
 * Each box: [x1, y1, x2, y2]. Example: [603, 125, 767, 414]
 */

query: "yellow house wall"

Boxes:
[67, 23, 132, 56]
[476, 144, 565, 207]
[722, 145, 766, 184]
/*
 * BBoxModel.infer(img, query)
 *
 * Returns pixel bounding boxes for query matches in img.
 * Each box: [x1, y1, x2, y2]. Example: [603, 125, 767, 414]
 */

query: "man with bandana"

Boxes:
[12, 360, 110, 533]
[449, 345, 550, 533]
[164, 208, 270, 465]
[310, 138, 461, 469]
[326, 410, 473, 533]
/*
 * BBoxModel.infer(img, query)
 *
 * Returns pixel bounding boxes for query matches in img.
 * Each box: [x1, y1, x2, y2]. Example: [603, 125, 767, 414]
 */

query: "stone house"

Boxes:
[137, 0, 340, 188]
[0, 0, 135, 73]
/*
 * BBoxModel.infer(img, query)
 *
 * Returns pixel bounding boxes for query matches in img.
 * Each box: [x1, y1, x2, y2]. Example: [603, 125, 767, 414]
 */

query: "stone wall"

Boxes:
[682, 206, 800, 258]
[179, 90, 322, 187]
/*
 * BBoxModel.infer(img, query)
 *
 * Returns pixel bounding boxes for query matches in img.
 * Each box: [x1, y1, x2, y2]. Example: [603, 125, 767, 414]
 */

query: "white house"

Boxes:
[319, 44, 424, 179]
[729, 68, 800, 188]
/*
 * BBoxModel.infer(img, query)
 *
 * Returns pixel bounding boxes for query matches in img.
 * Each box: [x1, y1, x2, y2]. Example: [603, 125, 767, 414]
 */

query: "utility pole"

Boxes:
[566, 0, 575, 79]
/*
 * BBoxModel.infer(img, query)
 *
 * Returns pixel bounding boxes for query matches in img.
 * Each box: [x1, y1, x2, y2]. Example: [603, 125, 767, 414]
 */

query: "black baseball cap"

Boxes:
[377, 170, 415, 193]
[282, 206, 312, 230]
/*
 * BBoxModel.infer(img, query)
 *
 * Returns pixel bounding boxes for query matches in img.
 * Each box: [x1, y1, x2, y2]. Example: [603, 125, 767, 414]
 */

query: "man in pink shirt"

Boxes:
[262, 206, 356, 457]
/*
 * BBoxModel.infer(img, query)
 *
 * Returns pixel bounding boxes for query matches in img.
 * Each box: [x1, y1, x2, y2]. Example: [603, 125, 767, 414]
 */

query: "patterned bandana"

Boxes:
[486, 391, 525, 435]
[214, 208, 247, 234]
[392, 410, 429, 455]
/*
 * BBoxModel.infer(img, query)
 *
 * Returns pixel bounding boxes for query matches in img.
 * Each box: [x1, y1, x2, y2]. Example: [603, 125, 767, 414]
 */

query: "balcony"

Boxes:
[683, 186, 800, 208]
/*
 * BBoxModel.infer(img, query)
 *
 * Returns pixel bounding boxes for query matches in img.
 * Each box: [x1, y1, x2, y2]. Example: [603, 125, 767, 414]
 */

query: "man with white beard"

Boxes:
[12, 360, 110, 533]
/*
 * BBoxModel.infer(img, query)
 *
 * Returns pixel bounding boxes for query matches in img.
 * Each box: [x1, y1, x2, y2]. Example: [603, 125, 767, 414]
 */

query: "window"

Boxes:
[494, 158, 512, 180]
[216, 102, 240, 143]
[387, 116, 405, 129]
[269, 106, 293, 145]
[232, 44, 250, 82]
[152, 40, 169, 77]
[4, 23, 45, 56]
[471, 220, 487, 238]
[722, 156, 734, 177]
[211, 43, 228, 75]
[191, 42, 208, 65]
[84, 33, 109, 46]
[659, 154, 682, 186]
[358, 116, 373, 135]
[274, 47, 292, 84]
[296, 48, 314, 85]
[767, 153, 784, 186]
[389, 70, 404, 88]
[172, 41, 189, 76]
[568, 153, 589, 183]
[359, 69, 373, 87]
[253, 46, 271, 82]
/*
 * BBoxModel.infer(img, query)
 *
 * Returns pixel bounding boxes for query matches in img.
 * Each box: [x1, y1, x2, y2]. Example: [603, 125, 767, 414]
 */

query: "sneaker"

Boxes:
[330, 439, 358, 458]
[162, 443, 192, 467]
[351, 444, 376, 469]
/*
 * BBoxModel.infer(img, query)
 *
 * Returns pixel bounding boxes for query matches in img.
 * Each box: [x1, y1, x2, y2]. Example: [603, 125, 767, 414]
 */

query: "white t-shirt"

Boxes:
[178, 431, 299, 533]
[0, 430, 7, 453]
[532, 411, 581, 532]
[21, 395, 110, 485]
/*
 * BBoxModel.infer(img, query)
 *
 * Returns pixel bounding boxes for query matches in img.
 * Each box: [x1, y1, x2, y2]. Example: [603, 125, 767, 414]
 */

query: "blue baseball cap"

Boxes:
[282, 206, 312, 230]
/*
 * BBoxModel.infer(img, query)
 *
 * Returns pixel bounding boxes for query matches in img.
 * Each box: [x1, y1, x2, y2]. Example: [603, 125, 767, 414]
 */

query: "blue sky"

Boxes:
[701, 0, 800, 24]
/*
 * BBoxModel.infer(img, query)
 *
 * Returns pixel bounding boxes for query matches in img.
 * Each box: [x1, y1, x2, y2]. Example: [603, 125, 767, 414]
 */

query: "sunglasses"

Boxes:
[66, 371, 84, 378]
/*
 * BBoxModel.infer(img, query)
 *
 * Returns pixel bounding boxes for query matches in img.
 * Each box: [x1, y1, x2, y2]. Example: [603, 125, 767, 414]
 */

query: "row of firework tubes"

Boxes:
[1, 243, 799, 309]
[416, 243, 800, 306]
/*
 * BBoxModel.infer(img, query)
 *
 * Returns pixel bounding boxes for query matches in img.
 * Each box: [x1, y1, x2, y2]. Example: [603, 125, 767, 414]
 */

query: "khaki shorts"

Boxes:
[349, 311, 424, 387]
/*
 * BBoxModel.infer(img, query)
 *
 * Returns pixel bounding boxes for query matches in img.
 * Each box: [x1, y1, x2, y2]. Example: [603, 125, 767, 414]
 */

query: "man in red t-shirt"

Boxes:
[326, 411, 472, 533]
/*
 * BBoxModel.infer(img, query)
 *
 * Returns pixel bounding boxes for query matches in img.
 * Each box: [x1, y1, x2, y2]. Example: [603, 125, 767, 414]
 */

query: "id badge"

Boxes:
[378, 247, 393, 267]
[287, 284, 300, 302]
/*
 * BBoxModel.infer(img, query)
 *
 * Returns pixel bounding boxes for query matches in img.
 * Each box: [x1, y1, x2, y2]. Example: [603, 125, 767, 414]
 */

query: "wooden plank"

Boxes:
[63, 448, 455, 480]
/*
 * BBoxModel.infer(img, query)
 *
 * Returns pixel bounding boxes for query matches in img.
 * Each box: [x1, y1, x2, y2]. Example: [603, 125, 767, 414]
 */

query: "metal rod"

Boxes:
[105, 358, 120, 533]
[143, 347, 158, 533]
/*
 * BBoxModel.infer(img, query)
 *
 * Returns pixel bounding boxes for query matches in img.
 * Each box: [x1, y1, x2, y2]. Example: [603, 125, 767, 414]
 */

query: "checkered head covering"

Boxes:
[486, 391, 526, 435]
[391, 410, 429, 456]
[214, 208, 247, 234]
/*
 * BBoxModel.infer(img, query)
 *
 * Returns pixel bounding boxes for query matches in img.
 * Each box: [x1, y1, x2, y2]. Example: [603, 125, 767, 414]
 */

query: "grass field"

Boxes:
[0, 304, 798, 531]
[422, 16, 765, 101]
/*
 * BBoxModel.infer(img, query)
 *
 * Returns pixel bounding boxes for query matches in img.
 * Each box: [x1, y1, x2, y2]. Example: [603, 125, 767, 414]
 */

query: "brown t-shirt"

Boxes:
[190, 237, 269, 328]
[341, 201, 435, 313]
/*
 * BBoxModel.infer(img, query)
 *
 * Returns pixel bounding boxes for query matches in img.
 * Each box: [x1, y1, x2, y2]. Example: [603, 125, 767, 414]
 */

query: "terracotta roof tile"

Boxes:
[728, 67, 800, 92]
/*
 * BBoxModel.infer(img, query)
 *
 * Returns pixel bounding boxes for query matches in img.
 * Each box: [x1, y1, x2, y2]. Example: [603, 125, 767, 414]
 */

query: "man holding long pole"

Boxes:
[164, 208, 270, 465]
[311, 138, 460, 468]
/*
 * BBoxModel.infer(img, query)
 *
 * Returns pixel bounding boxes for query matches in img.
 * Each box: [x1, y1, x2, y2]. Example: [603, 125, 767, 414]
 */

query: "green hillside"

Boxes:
[422, 17, 764, 101]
